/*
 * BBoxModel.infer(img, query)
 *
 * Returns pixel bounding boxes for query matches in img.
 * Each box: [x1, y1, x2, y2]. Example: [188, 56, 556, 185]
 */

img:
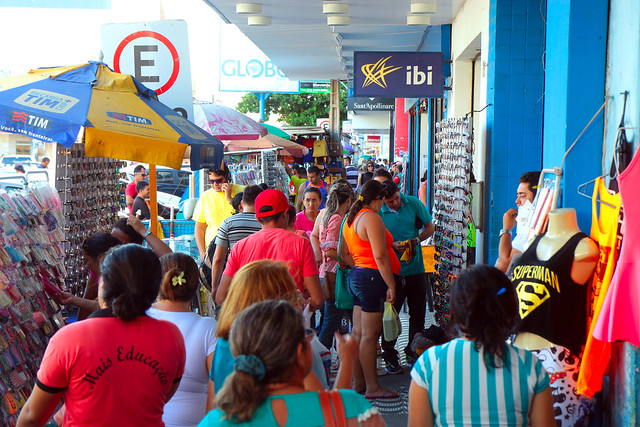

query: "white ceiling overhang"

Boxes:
[202, 0, 464, 81]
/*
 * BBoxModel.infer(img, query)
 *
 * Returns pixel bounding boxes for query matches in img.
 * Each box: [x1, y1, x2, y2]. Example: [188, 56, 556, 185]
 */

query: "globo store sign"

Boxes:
[221, 59, 287, 79]
[219, 25, 299, 93]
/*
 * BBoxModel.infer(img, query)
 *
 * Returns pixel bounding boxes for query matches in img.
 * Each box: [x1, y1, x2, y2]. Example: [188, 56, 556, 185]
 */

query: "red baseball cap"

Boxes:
[255, 189, 290, 218]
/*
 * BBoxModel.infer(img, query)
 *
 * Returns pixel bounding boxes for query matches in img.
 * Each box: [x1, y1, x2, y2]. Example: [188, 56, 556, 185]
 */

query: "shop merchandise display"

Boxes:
[0, 185, 67, 424]
[431, 117, 473, 327]
[227, 149, 289, 195]
[55, 143, 125, 297]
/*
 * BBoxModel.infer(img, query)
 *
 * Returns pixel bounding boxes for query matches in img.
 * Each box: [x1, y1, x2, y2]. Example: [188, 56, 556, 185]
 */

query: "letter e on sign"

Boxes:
[113, 31, 180, 95]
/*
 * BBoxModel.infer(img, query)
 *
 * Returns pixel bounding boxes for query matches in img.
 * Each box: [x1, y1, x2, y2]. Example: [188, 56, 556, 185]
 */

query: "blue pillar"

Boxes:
[484, 0, 546, 263]
[254, 93, 271, 122]
[542, 0, 608, 231]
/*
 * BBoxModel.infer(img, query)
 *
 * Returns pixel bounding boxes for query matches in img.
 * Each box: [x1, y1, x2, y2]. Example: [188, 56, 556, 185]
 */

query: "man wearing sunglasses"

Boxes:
[126, 164, 147, 214]
[193, 164, 244, 259]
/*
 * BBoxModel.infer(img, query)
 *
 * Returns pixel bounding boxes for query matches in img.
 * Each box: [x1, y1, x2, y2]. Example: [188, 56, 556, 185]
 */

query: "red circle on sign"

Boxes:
[113, 31, 180, 95]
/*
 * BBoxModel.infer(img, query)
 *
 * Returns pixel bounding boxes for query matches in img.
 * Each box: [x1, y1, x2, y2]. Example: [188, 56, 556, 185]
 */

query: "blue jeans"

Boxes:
[318, 301, 343, 349]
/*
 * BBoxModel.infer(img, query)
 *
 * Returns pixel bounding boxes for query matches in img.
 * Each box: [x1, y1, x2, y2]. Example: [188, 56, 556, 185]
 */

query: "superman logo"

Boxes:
[516, 280, 550, 319]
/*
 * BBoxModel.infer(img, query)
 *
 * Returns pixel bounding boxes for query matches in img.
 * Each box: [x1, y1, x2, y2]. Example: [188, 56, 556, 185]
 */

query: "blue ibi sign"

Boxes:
[353, 51, 444, 98]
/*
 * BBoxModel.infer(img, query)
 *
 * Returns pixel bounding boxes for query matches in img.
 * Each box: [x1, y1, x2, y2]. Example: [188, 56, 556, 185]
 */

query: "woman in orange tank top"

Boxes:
[342, 180, 400, 399]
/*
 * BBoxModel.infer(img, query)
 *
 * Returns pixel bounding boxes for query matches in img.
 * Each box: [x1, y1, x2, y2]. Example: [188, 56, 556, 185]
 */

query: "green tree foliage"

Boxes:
[236, 87, 348, 126]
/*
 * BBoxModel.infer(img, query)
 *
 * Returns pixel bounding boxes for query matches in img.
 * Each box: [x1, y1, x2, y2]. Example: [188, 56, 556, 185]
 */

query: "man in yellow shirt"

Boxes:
[193, 163, 244, 258]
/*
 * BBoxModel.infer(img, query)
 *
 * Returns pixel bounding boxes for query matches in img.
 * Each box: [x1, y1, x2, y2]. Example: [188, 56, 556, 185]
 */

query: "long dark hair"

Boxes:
[346, 179, 387, 225]
[215, 300, 305, 422]
[100, 244, 162, 321]
[450, 265, 517, 369]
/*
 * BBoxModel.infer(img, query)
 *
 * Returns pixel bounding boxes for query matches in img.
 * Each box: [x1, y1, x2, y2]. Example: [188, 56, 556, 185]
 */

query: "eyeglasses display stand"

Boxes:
[55, 143, 126, 297]
[431, 117, 474, 328]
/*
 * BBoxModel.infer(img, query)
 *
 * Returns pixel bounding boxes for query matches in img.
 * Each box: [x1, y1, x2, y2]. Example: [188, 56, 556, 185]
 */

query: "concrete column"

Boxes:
[542, 0, 608, 230]
[483, 0, 547, 263]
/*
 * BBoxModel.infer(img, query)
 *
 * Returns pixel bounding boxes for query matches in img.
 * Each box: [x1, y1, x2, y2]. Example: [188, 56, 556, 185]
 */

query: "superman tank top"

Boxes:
[512, 232, 589, 356]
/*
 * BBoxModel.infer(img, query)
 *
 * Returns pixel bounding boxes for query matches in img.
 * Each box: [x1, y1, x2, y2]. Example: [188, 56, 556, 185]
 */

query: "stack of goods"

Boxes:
[55, 143, 125, 297]
[0, 185, 67, 424]
[431, 117, 473, 327]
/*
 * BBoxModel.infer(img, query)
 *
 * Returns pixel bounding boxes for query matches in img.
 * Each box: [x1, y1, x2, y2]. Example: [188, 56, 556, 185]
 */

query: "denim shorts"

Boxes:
[348, 266, 388, 313]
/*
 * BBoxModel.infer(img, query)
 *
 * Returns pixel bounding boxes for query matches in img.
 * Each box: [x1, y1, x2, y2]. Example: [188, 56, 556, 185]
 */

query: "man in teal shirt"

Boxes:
[378, 180, 434, 373]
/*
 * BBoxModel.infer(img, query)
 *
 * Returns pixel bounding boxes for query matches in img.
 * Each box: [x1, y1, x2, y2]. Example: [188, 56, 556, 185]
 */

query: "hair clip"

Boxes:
[358, 195, 364, 201]
[496, 287, 506, 296]
[171, 271, 186, 287]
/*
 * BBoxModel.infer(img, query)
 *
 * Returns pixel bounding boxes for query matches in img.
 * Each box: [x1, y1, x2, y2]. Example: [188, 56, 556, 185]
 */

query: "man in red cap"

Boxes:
[215, 189, 324, 310]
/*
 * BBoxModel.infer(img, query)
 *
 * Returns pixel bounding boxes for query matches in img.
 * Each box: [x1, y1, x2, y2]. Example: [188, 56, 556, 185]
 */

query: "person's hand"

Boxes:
[392, 241, 408, 253]
[54, 291, 76, 306]
[335, 332, 359, 362]
[386, 287, 396, 304]
[503, 208, 517, 230]
[126, 215, 147, 235]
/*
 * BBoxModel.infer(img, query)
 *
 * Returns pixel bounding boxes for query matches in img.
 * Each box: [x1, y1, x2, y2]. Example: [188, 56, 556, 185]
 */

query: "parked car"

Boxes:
[122, 166, 192, 219]
[0, 155, 37, 167]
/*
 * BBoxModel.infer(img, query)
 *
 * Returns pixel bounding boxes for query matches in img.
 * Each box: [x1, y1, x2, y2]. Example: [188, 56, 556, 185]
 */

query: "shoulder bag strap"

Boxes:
[319, 391, 337, 427]
[337, 215, 348, 264]
[329, 390, 348, 427]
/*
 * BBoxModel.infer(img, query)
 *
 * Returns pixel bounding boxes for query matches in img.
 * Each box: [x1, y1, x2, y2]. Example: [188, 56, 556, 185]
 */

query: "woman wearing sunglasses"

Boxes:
[193, 163, 244, 259]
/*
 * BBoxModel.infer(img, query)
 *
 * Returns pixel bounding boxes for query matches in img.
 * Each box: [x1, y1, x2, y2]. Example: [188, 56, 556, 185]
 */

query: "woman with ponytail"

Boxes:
[18, 245, 186, 426]
[310, 179, 354, 349]
[342, 179, 400, 399]
[408, 265, 554, 426]
[148, 252, 218, 426]
[199, 300, 386, 426]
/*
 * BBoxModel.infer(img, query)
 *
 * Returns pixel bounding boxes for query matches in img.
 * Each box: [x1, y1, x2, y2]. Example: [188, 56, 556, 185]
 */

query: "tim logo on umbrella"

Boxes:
[14, 89, 79, 114]
[107, 112, 152, 125]
[10, 111, 49, 129]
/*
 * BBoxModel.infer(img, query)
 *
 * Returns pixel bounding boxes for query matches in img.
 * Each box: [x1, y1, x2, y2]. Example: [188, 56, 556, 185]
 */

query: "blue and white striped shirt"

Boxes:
[411, 338, 549, 426]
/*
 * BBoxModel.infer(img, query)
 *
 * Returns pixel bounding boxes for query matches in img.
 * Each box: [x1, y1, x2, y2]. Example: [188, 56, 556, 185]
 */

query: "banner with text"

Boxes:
[353, 51, 443, 98]
[219, 24, 299, 93]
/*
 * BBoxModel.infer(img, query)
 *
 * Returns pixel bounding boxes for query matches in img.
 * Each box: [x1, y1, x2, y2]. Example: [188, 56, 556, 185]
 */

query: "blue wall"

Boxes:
[542, 0, 608, 231]
[484, 0, 546, 263]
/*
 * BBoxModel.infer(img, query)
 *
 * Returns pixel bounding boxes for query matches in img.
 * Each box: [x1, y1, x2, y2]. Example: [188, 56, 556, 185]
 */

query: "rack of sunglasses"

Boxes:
[0, 185, 68, 424]
[55, 143, 126, 297]
[225, 149, 289, 195]
[432, 117, 474, 327]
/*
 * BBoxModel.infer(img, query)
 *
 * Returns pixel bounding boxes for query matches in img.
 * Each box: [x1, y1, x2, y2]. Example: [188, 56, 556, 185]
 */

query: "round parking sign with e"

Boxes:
[113, 31, 179, 95]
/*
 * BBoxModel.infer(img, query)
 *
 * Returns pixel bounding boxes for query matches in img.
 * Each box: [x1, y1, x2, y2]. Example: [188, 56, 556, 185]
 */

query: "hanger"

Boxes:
[577, 176, 618, 209]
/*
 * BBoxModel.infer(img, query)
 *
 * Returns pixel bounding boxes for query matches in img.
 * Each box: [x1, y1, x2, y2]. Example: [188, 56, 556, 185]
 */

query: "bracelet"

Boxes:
[499, 228, 512, 238]
[143, 230, 152, 241]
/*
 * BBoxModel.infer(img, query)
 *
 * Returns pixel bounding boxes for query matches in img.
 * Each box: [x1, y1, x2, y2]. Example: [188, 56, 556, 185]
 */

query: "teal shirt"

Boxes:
[198, 390, 382, 426]
[379, 193, 433, 276]
[209, 338, 235, 391]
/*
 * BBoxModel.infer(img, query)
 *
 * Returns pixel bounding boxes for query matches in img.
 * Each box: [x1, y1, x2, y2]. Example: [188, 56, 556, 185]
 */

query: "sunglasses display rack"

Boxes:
[0, 184, 68, 424]
[225, 149, 289, 195]
[431, 117, 473, 327]
[55, 143, 126, 297]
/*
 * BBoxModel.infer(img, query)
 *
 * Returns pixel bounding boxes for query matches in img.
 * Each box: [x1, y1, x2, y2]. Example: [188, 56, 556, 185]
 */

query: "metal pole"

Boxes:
[255, 93, 271, 122]
[329, 80, 340, 143]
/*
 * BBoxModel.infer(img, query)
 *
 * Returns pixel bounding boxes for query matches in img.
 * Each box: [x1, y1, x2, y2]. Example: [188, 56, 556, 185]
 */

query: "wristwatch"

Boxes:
[143, 230, 152, 241]
[499, 228, 512, 238]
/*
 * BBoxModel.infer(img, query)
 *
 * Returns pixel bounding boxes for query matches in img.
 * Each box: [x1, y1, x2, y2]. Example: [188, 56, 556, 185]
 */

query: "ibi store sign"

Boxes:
[353, 52, 444, 98]
[219, 24, 299, 93]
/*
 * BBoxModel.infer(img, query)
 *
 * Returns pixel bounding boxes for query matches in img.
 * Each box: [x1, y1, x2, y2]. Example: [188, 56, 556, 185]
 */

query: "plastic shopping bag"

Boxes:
[383, 302, 401, 341]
